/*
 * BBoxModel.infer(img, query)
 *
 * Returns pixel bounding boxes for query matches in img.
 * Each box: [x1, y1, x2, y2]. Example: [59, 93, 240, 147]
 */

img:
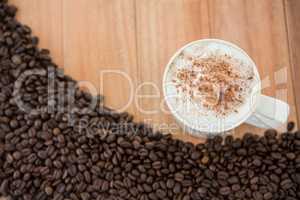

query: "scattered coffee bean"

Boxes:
[45, 186, 53, 196]
[287, 121, 295, 132]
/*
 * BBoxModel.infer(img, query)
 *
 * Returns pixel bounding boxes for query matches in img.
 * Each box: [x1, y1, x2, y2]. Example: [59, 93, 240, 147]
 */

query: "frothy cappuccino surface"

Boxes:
[164, 40, 259, 133]
[172, 51, 255, 116]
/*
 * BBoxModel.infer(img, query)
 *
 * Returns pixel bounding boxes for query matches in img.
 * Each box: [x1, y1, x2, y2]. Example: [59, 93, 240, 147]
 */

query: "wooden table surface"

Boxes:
[4, 1, 300, 199]
[7, 0, 300, 146]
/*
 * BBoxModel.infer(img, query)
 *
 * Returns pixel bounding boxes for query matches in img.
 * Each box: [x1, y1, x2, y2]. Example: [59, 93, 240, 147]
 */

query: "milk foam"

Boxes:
[164, 40, 260, 134]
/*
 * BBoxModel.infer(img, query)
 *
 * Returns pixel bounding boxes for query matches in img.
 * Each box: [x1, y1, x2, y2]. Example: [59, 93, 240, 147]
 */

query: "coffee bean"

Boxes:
[12, 151, 22, 160]
[84, 171, 91, 183]
[0, 179, 9, 196]
[219, 187, 231, 196]
[253, 158, 262, 166]
[152, 161, 161, 169]
[217, 171, 229, 180]
[231, 184, 240, 191]
[253, 191, 263, 200]
[173, 183, 181, 194]
[149, 151, 158, 161]
[6, 153, 14, 163]
[45, 186, 53, 195]
[156, 189, 166, 198]
[271, 152, 282, 159]
[286, 152, 296, 160]
[228, 176, 239, 184]
[137, 148, 147, 156]
[80, 192, 90, 200]
[281, 179, 293, 190]
[53, 128, 61, 135]
[287, 121, 295, 132]
[37, 150, 47, 159]
[182, 195, 190, 200]
[9, 119, 19, 128]
[174, 173, 184, 182]
[197, 187, 207, 195]
[191, 151, 201, 160]
[263, 192, 273, 200]
[101, 181, 109, 192]
[11, 54, 22, 65]
[166, 179, 175, 189]
[201, 155, 209, 164]
[250, 177, 259, 185]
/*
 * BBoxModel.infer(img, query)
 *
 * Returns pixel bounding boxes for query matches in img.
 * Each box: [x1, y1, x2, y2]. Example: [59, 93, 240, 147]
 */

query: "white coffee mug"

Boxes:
[162, 39, 290, 137]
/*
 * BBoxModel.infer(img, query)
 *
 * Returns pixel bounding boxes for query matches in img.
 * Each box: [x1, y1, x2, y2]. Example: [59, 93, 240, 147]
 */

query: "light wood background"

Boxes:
[7, 0, 300, 145]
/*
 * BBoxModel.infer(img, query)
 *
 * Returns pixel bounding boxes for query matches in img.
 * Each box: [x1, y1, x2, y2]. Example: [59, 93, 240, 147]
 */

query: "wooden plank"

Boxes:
[208, 0, 297, 137]
[136, 0, 297, 143]
[285, 0, 300, 126]
[63, 0, 138, 115]
[10, 0, 63, 66]
[135, 0, 210, 143]
[7, 0, 298, 145]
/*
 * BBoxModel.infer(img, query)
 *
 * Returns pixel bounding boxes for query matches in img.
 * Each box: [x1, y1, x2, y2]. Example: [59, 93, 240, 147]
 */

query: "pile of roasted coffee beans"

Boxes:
[1, 1, 300, 200]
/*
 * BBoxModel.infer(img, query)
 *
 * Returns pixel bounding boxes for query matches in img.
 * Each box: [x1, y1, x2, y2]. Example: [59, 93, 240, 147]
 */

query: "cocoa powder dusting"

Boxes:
[173, 53, 254, 116]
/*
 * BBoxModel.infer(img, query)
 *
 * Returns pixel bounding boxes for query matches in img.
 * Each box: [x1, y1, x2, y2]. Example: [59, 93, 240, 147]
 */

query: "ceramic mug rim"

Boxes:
[162, 39, 262, 134]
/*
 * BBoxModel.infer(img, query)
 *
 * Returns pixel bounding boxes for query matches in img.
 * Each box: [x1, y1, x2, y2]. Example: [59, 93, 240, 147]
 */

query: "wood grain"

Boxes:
[136, 0, 297, 143]
[5, 0, 298, 144]
[135, 0, 210, 143]
[285, 0, 300, 125]
[0, 0, 299, 198]
[62, 0, 139, 115]
[208, 0, 297, 138]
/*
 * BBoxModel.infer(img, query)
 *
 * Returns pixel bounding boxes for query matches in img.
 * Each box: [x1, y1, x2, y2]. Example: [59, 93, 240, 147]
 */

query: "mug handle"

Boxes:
[245, 95, 290, 128]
